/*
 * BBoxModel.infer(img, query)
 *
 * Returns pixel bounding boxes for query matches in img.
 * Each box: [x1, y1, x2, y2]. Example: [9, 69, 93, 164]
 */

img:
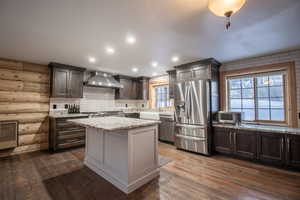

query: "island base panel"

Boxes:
[84, 125, 159, 194]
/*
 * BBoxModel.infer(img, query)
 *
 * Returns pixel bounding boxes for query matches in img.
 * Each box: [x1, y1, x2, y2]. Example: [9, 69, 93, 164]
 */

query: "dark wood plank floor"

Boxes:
[1, 142, 300, 200]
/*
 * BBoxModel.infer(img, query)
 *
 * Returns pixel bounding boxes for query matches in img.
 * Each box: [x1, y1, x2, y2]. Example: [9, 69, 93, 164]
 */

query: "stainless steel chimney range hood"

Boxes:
[84, 71, 123, 88]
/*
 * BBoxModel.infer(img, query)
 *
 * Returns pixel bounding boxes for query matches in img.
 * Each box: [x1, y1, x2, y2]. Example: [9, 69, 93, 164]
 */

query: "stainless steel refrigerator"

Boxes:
[174, 59, 220, 155]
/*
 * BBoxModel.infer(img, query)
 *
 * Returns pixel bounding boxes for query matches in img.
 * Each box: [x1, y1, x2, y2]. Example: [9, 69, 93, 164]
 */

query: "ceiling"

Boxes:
[0, 0, 300, 77]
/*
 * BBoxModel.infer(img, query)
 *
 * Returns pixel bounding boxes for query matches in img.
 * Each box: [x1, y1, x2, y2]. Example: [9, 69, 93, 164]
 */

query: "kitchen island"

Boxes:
[69, 117, 160, 194]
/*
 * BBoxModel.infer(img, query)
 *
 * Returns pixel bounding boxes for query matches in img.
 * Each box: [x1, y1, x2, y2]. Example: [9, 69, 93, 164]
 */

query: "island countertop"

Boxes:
[68, 116, 160, 131]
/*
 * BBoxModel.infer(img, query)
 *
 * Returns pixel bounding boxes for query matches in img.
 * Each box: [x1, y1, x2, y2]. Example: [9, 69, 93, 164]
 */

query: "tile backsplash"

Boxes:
[50, 86, 149, 113]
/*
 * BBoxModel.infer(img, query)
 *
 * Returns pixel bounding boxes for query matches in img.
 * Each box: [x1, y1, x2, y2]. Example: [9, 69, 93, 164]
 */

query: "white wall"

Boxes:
[50, 86, 148, 113]
[220, 49, 300, 125]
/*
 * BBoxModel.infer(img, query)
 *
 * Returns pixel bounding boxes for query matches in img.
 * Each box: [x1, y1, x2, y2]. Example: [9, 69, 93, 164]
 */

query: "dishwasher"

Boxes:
[159, 114, 175, 143]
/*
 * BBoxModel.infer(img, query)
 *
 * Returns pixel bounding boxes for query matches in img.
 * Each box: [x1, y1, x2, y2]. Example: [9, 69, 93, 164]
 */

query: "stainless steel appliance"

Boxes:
[84, 71, 123, 88]
[174, 58, 220, 155]
[218, 111, 241, 125]
[159, 113, 175, 143]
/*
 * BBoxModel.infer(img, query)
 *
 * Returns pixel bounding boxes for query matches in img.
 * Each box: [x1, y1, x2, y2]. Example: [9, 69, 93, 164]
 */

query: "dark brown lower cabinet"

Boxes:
[213, 126, 300, 170]
[233, 130, 257, 160]
[213, 127, 233, 155]
[50, 116, 88, 151]
[286, 135, 300, 168]
[257, 133, 285, 166]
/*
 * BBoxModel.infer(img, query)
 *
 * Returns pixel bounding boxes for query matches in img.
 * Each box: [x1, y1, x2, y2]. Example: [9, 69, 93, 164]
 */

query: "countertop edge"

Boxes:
[68, 119, 160, 132]
[213, 123, 300, 135]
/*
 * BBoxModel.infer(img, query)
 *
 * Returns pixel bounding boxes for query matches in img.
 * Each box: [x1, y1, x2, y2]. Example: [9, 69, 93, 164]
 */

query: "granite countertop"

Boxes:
[49, 113, 89, 118]
[213, 123, 300, 135]
[68, 116, 160, 131]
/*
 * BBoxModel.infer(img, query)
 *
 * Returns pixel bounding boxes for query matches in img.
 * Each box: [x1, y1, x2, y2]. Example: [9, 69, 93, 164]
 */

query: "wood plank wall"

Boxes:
[0, 58, 50, 157]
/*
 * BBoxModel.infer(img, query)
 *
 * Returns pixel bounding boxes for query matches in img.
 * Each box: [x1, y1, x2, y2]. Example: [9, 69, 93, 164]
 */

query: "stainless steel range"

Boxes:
[174, 59, 220, 155]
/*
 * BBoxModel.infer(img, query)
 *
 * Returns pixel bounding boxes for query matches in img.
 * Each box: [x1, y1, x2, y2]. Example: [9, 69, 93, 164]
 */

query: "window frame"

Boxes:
[226, 70, 288, 125]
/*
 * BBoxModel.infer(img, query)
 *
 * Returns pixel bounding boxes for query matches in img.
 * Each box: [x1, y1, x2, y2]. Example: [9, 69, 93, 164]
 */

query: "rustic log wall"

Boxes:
[0, 58, 49, 157]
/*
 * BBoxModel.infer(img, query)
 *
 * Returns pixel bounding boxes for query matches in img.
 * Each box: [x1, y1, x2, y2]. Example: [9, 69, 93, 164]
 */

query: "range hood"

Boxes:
[84, 71, 123, 88]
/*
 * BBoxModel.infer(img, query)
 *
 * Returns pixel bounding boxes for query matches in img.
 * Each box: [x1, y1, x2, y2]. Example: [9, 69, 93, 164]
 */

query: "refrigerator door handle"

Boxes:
[188, 83, 193, 120]
[184, 84, 189, 120]
[186, 84, 191, 120]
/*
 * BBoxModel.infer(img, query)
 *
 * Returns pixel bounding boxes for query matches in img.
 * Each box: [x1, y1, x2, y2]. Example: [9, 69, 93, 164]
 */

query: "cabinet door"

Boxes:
[233, 130, 257, 160]
[119, 79, 132, 99]
[52, 68, 69, 97]
[258, 133, 285, 166]
[168, 70, 176, 99]
[69, 70, 84, 98]
[136, 78, 149, 100]
[136, 80, 143, 100]
[131, 80, 137, 99]
[286, 135, 300, 168]
[213, 127, 233, 155]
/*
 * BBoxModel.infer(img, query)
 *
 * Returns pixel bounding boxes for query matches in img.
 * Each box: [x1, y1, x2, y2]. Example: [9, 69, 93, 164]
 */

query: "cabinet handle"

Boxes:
[281, 138, 284, 156]
[229, 132, 232, 145]
[286, 138, 290, 154]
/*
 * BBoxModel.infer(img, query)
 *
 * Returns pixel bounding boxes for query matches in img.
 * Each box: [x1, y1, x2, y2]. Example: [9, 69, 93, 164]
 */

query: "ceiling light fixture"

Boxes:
[106, 47, 115, 55]
[151, 61, 158, 67]
[132, 67, 139, 72]
[171, 56, 179, 63]
[208, 0, 246, 29]
[88, 56, 96, 63]
[152, 72, 158, 76]
[126, 35, 136, 44]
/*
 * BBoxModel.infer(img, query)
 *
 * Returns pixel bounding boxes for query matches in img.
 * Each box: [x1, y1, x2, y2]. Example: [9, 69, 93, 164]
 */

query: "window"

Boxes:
[155, 85, 170, 108]
[228, 72, 286, 123]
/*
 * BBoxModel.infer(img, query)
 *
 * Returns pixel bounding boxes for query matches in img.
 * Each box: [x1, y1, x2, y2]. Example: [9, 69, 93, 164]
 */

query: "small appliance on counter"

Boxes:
[218, 111, 242, 125]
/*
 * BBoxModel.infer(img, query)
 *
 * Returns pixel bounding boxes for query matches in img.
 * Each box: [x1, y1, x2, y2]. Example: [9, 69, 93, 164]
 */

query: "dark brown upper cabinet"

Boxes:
[49, 62, 85, 98]
[114, 75, 149, 100]
[136, 77, 149, 100]
[167, 70, 176, 99]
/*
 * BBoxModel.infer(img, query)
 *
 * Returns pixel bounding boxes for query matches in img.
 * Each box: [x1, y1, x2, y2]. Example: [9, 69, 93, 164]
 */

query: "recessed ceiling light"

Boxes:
[88, 56, 96, 63]
[172, 56, 179, 63]
[152, 72, 157, 76]
[151, 61, 158, 67]
[132, 67, 139, 72]
[106, 47, 115, 55]
[126, 35, 136, 44]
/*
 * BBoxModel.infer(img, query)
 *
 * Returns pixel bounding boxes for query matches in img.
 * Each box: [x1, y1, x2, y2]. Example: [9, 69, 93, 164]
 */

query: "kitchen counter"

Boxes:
[68, 116, 160, 131]
[213, 123, 300, 135]
[69, 116, 160, 194]
[49, 113, 89, 118]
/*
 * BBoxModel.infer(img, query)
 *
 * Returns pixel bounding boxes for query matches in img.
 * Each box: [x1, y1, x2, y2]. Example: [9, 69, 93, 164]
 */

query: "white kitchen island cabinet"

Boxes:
[69, 117, 160, 194]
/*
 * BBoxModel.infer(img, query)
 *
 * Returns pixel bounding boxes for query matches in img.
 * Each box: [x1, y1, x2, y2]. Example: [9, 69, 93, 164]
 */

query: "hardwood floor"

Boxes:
[1, 142, 300, 200]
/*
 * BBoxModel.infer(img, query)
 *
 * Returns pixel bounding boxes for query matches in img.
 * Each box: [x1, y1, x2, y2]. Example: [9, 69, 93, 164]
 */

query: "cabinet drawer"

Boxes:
[57, 127, 85, 133]
[176, 124, 206, 138]
[175, 135, 208, 154]
[57, 139, 85, 149]
[58, 131, 85, 140]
